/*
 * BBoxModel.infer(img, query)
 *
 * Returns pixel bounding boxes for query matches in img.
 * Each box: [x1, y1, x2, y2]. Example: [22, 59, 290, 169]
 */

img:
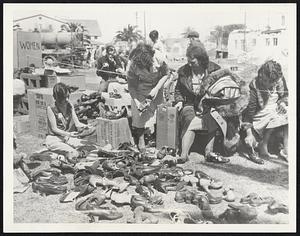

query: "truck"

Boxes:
[13, 30, 87, 70]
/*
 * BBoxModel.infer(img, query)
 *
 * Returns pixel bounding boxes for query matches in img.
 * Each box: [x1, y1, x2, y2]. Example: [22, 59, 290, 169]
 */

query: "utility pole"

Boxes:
[144, 11, 146, 41]
[243, 10, 247, 51]
[135, 12, 138, 27]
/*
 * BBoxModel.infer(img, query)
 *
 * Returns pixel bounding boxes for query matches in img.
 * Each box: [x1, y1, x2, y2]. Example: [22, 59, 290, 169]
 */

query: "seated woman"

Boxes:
[46, 83, 91, 164]
[174, 42, 233, 164]
[127, 42, 170, 150]
[242, 60, 288, 163]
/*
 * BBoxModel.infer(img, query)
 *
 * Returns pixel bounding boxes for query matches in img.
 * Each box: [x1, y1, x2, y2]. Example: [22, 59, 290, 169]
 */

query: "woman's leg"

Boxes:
[259, 128, 278, 158]
[98, 79, 109, 93]
[205, 136, 215, 157]
[45, 135, 79, 163]
[180, 130, 195, 161]
[283, 125, 288, 155]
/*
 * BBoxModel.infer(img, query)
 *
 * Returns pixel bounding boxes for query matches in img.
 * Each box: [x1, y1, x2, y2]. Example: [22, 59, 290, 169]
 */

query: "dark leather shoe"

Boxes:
[248, 152, 264, 165]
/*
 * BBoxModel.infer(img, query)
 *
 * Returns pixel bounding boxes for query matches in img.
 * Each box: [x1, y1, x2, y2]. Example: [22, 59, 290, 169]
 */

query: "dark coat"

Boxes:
[174, 61, 221, 140]
[96, 55, 122, 81]
[174, 61, 221, 108]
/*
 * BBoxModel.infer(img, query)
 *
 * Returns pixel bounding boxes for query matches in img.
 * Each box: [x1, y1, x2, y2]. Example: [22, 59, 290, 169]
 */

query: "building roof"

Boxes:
[66, 19, 101, 37]
[14, 14, 67, 24]
[261, 28, 286, 34]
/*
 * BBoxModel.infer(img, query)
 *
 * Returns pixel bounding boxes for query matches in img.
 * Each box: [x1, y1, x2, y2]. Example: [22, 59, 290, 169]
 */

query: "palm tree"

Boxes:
[60, 22, 91, 46]
[181, 26, 196, 38]
[115, 24, 143, 42]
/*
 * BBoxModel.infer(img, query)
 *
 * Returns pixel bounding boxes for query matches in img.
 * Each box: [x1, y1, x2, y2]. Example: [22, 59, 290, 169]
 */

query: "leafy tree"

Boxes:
[209, 24, 245, 48]
[181, 26, 196, 38]
[115, 24, 143, 42]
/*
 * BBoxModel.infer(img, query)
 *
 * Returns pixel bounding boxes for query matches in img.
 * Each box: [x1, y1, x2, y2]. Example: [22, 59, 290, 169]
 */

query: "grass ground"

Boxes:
[13, 61, 289, 224]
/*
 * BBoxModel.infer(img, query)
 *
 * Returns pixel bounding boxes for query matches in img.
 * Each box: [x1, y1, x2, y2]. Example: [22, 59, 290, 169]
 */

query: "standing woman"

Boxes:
[127, 43, 170, 150]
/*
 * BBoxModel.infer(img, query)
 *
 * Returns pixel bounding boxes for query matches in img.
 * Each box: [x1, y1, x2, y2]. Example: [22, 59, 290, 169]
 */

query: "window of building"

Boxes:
[273, 38, 278, 46]
[266, 38, 270, 46]
[235, 40, 238, 49]
[240, 39, 245, 51]
[94, 36, 98, 39]
[252, 38, 256, 46]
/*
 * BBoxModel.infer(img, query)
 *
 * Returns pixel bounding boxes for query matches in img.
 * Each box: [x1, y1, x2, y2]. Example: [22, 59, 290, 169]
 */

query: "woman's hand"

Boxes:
[277, 102, 287, 114]
[244, 133, 257, 148]
[149, 88, 159, 100]
[175, 102, 183, 111]
[69, 131, 79, 137]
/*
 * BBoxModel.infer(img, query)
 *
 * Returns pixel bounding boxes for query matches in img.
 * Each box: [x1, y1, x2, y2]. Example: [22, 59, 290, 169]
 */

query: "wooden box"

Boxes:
[96, 117, 133, 149]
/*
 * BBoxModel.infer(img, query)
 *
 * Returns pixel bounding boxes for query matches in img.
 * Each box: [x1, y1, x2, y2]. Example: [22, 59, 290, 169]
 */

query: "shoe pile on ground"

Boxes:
[21, 143, 289, 224]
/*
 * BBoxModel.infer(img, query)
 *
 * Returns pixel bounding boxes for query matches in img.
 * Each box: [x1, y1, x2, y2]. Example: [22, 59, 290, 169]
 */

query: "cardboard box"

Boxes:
[156, 104, 179, 149]
[13, 115, 30, 134]
[58, 74, 86, 90]
[96, 117, 133, 149]
[28, 88, 94, 138]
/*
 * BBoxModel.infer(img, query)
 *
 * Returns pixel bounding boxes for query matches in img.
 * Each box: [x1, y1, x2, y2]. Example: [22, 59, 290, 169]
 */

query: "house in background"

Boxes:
[13, 14, 67, 33]
[227, 14, 288, 60]
[227, 29, 261, 58]
[66, 19, 102, 46]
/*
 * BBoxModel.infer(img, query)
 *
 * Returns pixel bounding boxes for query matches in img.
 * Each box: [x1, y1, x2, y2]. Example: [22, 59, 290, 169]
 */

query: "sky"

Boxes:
[11, 3, 291, 43]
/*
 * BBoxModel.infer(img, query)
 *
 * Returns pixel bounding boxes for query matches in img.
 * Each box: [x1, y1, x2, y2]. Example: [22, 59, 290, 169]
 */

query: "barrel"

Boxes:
[41, 32, 75, 46]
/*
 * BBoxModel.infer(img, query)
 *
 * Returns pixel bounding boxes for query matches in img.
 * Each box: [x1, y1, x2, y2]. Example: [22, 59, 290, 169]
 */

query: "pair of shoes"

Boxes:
[156, 146, 176, 159]
[245, 146, 264, 164]
[206, 152, 230, 163]
[131, 164, 162, 178]
[32, 180, 68, 195]
[195, 170, 223, 190]
[153, 179, 186, 194]
[83, 207, 123, 222]
[223, 187, 236, 202]
[267, 200, 289, 214]
[127, 206, 159, 224]
[75, 193, 106, 210]
[130, 195, 163, 211]
[175, 188, 207, 205]
[240, 193, 274, 207]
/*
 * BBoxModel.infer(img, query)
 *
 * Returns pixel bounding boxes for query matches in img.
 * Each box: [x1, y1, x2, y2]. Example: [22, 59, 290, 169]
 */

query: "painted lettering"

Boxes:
[19, 41, 41, 50]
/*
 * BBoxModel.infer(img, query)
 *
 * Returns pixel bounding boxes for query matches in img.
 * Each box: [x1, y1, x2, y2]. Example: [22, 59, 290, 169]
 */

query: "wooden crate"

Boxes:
[95, 117, 133, 149]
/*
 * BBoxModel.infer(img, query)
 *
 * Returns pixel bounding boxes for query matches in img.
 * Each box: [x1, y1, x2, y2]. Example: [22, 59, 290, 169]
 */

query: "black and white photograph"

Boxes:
[3, 3, 296, 233]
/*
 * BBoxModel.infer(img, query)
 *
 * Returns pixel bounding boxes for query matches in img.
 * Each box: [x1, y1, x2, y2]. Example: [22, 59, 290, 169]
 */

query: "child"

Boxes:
[242, 60, 288, 163]
[46, 83, 90, 163]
